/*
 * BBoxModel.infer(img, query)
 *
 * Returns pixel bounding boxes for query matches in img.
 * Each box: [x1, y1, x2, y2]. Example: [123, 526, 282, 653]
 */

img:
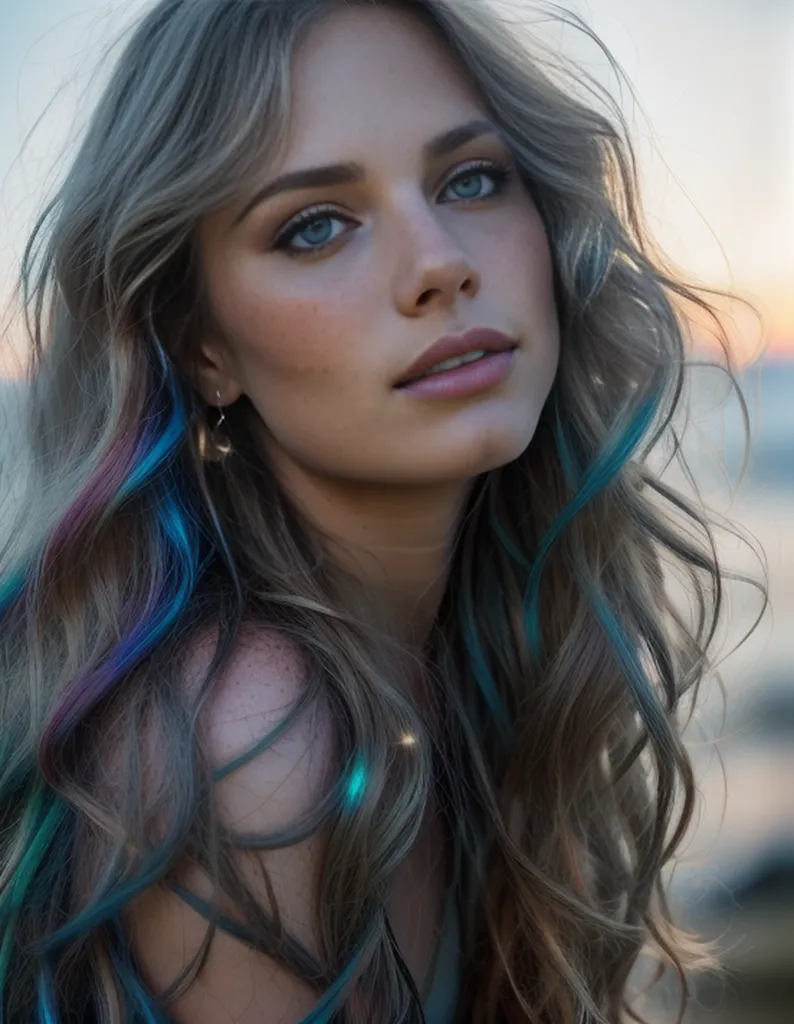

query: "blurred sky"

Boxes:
[1, 0, 792, 368]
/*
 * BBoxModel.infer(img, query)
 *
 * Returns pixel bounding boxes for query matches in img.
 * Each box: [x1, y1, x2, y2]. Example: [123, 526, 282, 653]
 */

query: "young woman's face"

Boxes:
[197, 5, 560, 487]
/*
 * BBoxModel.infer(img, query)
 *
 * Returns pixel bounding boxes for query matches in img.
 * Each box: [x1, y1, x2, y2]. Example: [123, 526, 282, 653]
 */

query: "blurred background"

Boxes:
[0, 1, 791, 1021]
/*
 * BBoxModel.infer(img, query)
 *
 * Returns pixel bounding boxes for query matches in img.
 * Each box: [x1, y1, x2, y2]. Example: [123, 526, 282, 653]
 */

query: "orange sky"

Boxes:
[759, 288, 794, 355]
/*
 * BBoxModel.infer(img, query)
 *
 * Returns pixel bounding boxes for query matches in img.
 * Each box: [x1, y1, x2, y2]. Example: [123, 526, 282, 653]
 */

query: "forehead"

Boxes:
[283, 5, 485, 161]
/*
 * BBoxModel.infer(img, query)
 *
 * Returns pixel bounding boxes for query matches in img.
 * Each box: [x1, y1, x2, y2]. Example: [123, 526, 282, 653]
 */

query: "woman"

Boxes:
[0, 0, 763, 1021]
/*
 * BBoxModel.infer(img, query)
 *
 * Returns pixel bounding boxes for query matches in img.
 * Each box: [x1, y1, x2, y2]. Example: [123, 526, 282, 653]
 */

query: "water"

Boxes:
[679, 356, 794, 492]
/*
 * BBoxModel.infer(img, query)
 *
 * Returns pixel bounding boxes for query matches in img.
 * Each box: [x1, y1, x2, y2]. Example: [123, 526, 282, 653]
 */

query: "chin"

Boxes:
[465, 432, 534, 476]
[462, 406, 542, 471]
[405, 416, 540, 484]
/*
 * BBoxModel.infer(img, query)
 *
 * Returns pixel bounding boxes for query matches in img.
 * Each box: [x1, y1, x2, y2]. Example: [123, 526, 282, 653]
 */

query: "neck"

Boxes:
[270, 458, 471, 651]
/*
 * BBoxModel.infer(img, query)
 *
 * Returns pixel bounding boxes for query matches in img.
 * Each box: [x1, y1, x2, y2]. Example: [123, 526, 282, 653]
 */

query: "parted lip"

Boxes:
[395, 327, 518, 387]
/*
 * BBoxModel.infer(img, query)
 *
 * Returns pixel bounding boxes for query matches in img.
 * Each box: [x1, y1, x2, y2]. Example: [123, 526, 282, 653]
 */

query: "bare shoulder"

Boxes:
[188, 624, 337, 821]
[127, 624, 338, 1024]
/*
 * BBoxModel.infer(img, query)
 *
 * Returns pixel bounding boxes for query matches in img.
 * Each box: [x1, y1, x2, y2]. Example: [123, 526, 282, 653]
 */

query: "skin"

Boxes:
[196, 4, 560, 649]
[131, 11, 561, 1021]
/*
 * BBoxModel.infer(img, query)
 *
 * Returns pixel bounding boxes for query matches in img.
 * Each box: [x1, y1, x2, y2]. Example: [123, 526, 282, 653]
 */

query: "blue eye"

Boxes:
[443, 167, 503, 201]
[272, 159, 514, 258]
[290, 216, 341, 249]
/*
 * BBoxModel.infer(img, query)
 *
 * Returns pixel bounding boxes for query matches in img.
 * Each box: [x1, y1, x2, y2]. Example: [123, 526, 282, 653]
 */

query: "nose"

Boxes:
[391, 199, 481, 317]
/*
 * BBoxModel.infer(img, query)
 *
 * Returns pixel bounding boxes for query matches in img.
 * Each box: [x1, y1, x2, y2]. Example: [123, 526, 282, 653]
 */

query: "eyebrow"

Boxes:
[232, 118, 502, 226]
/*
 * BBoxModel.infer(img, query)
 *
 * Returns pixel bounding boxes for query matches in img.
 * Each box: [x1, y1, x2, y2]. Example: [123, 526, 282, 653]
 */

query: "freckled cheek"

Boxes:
[228, 287, 372, 387]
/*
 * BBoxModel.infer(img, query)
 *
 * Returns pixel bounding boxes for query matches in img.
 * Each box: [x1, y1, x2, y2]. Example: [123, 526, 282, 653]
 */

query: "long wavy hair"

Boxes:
[0, 0, 766, 1021]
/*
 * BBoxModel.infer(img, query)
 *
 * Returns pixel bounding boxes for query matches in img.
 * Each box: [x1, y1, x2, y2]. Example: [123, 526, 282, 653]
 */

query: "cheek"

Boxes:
[513, 212, 559, 362]
[216, 261, 359, 381]
[511, 207, 555, 301]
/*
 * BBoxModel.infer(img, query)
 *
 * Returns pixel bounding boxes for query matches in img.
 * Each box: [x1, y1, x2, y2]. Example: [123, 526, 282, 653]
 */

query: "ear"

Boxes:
[194, 332, 244, 408]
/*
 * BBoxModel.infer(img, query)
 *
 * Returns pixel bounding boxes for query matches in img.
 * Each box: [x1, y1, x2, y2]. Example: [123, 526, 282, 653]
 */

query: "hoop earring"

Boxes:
[209, 389, 233, 458]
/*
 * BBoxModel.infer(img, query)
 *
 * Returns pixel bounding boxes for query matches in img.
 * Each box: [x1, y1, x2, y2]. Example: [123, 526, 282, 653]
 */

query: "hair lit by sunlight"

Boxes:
[0, 2, 766, 1023]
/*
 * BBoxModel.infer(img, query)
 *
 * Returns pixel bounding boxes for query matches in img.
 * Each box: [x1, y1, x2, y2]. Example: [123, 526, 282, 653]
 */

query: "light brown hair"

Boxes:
[0, 1, 765, 1021]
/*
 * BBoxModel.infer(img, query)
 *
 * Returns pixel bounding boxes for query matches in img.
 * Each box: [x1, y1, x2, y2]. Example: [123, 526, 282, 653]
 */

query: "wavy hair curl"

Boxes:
[0, 1, 766, 1022]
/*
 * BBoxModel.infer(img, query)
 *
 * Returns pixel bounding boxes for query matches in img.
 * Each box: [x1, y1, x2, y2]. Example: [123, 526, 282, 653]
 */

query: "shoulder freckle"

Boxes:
[185, 626, 338, 831]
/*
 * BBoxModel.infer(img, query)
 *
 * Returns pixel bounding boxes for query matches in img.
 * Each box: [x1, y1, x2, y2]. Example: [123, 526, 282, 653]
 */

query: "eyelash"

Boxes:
[271, 159, 515, 258]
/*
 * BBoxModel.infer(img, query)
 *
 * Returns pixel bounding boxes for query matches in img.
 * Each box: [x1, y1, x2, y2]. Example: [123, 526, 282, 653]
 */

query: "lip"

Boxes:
[396, 349, 516, 400]
[394, 327, 518, 388]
